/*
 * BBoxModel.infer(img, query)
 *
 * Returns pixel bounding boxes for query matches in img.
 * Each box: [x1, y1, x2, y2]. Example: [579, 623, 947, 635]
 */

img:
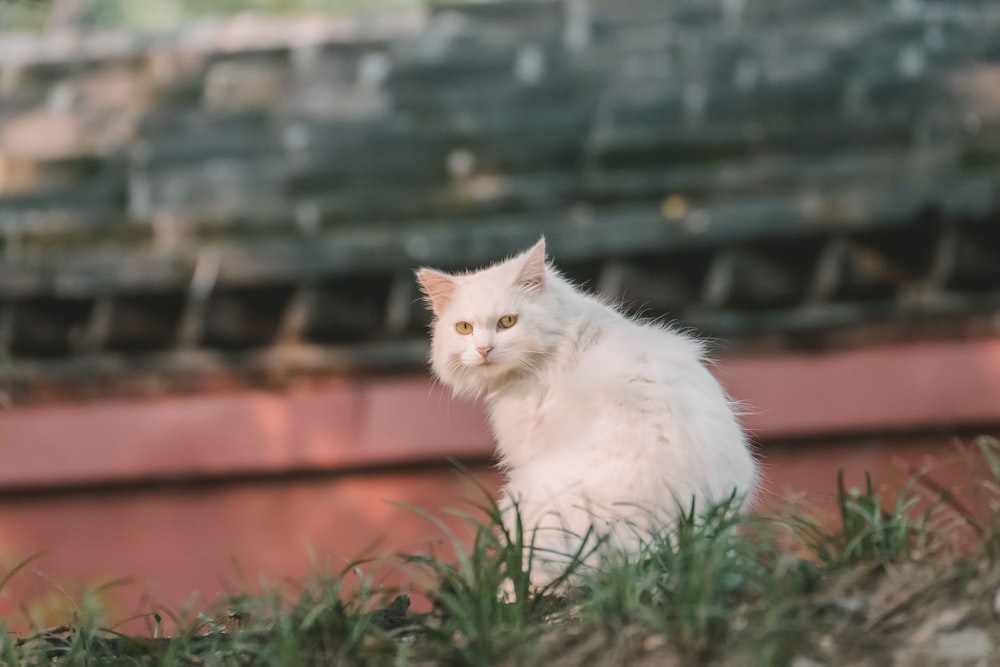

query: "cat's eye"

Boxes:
[498, 314, 518, 329]
[455, 321, 473, 335]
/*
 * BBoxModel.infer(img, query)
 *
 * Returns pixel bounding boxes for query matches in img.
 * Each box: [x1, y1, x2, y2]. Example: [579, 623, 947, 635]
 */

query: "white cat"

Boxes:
[416, 238, 757, 586]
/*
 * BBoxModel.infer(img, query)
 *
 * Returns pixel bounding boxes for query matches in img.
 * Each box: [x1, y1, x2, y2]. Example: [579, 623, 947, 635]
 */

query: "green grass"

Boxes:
[790, 469, 938, 567]
[3, 438, 999, 666]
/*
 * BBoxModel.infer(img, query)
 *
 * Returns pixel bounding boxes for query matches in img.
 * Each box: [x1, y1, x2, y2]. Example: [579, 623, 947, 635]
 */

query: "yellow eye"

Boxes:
[498, 314, 518, 329]
[455, 321, 473, 335]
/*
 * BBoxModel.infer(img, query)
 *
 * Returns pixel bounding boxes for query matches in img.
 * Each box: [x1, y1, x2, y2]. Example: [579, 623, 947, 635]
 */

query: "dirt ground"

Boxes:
[532, 558, 1000, 667]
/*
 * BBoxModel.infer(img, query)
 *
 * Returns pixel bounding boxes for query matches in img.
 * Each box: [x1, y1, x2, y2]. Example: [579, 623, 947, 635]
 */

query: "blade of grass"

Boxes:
[0, 553, 45, 595]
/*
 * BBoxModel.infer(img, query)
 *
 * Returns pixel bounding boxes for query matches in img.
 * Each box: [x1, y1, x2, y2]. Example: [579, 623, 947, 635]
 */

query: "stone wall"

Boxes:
[2, 0, 1000, 400]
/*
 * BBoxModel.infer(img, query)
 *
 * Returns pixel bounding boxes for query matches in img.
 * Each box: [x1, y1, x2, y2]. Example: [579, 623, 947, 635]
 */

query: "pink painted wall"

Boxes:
[2, 337, 1000, 634]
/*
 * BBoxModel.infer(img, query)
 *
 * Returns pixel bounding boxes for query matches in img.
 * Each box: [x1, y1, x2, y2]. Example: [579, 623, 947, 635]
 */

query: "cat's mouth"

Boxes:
[471, 356, 505, 371]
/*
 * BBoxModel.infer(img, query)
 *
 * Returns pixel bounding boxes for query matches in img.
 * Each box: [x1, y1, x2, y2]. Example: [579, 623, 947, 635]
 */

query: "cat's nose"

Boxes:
[476, 345, 493, 359]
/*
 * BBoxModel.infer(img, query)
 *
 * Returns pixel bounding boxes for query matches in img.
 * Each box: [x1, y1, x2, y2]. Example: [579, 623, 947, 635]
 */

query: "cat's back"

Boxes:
[524, 308, 719, 441]
[565, 303, 707, 383]
[554, 303, 755, 495]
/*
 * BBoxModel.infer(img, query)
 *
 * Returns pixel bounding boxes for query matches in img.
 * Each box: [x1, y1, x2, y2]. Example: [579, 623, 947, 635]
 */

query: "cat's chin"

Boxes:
[437, 361, 521, 398]
[468, 359, 511, 375]
[460, 358, 524, 384]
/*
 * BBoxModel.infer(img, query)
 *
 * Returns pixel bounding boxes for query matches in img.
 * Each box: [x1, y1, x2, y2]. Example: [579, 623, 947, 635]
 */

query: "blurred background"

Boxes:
[1, 0, 999, 633]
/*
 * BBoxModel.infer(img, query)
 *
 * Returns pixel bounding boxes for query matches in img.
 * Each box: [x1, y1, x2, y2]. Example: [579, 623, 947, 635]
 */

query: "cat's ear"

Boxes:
[416, 268, 458, 314]
[515, 237, 547, 290]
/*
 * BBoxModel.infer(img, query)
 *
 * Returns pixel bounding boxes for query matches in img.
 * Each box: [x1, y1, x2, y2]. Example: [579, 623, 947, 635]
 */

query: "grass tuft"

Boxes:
[575, 494, 816, 665]
[5, 438, 1000, 666]
[791, 469, 938, 566]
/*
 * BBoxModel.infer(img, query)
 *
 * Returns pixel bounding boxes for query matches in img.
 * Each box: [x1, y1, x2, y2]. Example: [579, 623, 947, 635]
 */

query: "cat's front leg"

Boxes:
[499, 489, 605, 594]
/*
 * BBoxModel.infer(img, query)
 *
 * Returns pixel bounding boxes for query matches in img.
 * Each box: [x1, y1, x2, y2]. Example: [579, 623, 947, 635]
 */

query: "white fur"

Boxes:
[416, 239, 757, 585]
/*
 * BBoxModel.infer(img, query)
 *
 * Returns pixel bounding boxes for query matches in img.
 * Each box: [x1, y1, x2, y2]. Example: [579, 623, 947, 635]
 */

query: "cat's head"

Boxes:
[416, 238, 563, 397]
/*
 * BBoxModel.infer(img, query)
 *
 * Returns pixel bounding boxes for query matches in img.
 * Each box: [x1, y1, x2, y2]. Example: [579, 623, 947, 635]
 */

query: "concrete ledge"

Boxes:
[3, 337, 999, 491]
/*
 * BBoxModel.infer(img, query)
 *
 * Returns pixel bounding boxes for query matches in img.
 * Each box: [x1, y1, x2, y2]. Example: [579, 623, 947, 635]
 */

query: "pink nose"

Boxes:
[476, 346, 493, 359]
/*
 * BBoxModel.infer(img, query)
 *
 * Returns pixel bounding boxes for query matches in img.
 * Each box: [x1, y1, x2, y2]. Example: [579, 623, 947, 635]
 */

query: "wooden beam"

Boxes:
[277, 284, 319, 344]
[385, 272, 418, 335]
[75, 294, 114, 354]
[176, 251, 218, 349]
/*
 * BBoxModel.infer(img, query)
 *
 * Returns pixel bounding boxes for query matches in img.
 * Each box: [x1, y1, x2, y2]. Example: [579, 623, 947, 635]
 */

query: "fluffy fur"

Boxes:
[416, 239, 757, 584]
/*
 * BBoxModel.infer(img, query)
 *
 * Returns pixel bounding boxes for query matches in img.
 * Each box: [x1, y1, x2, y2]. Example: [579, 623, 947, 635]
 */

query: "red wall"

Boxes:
[2, 337, 1000, 634]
